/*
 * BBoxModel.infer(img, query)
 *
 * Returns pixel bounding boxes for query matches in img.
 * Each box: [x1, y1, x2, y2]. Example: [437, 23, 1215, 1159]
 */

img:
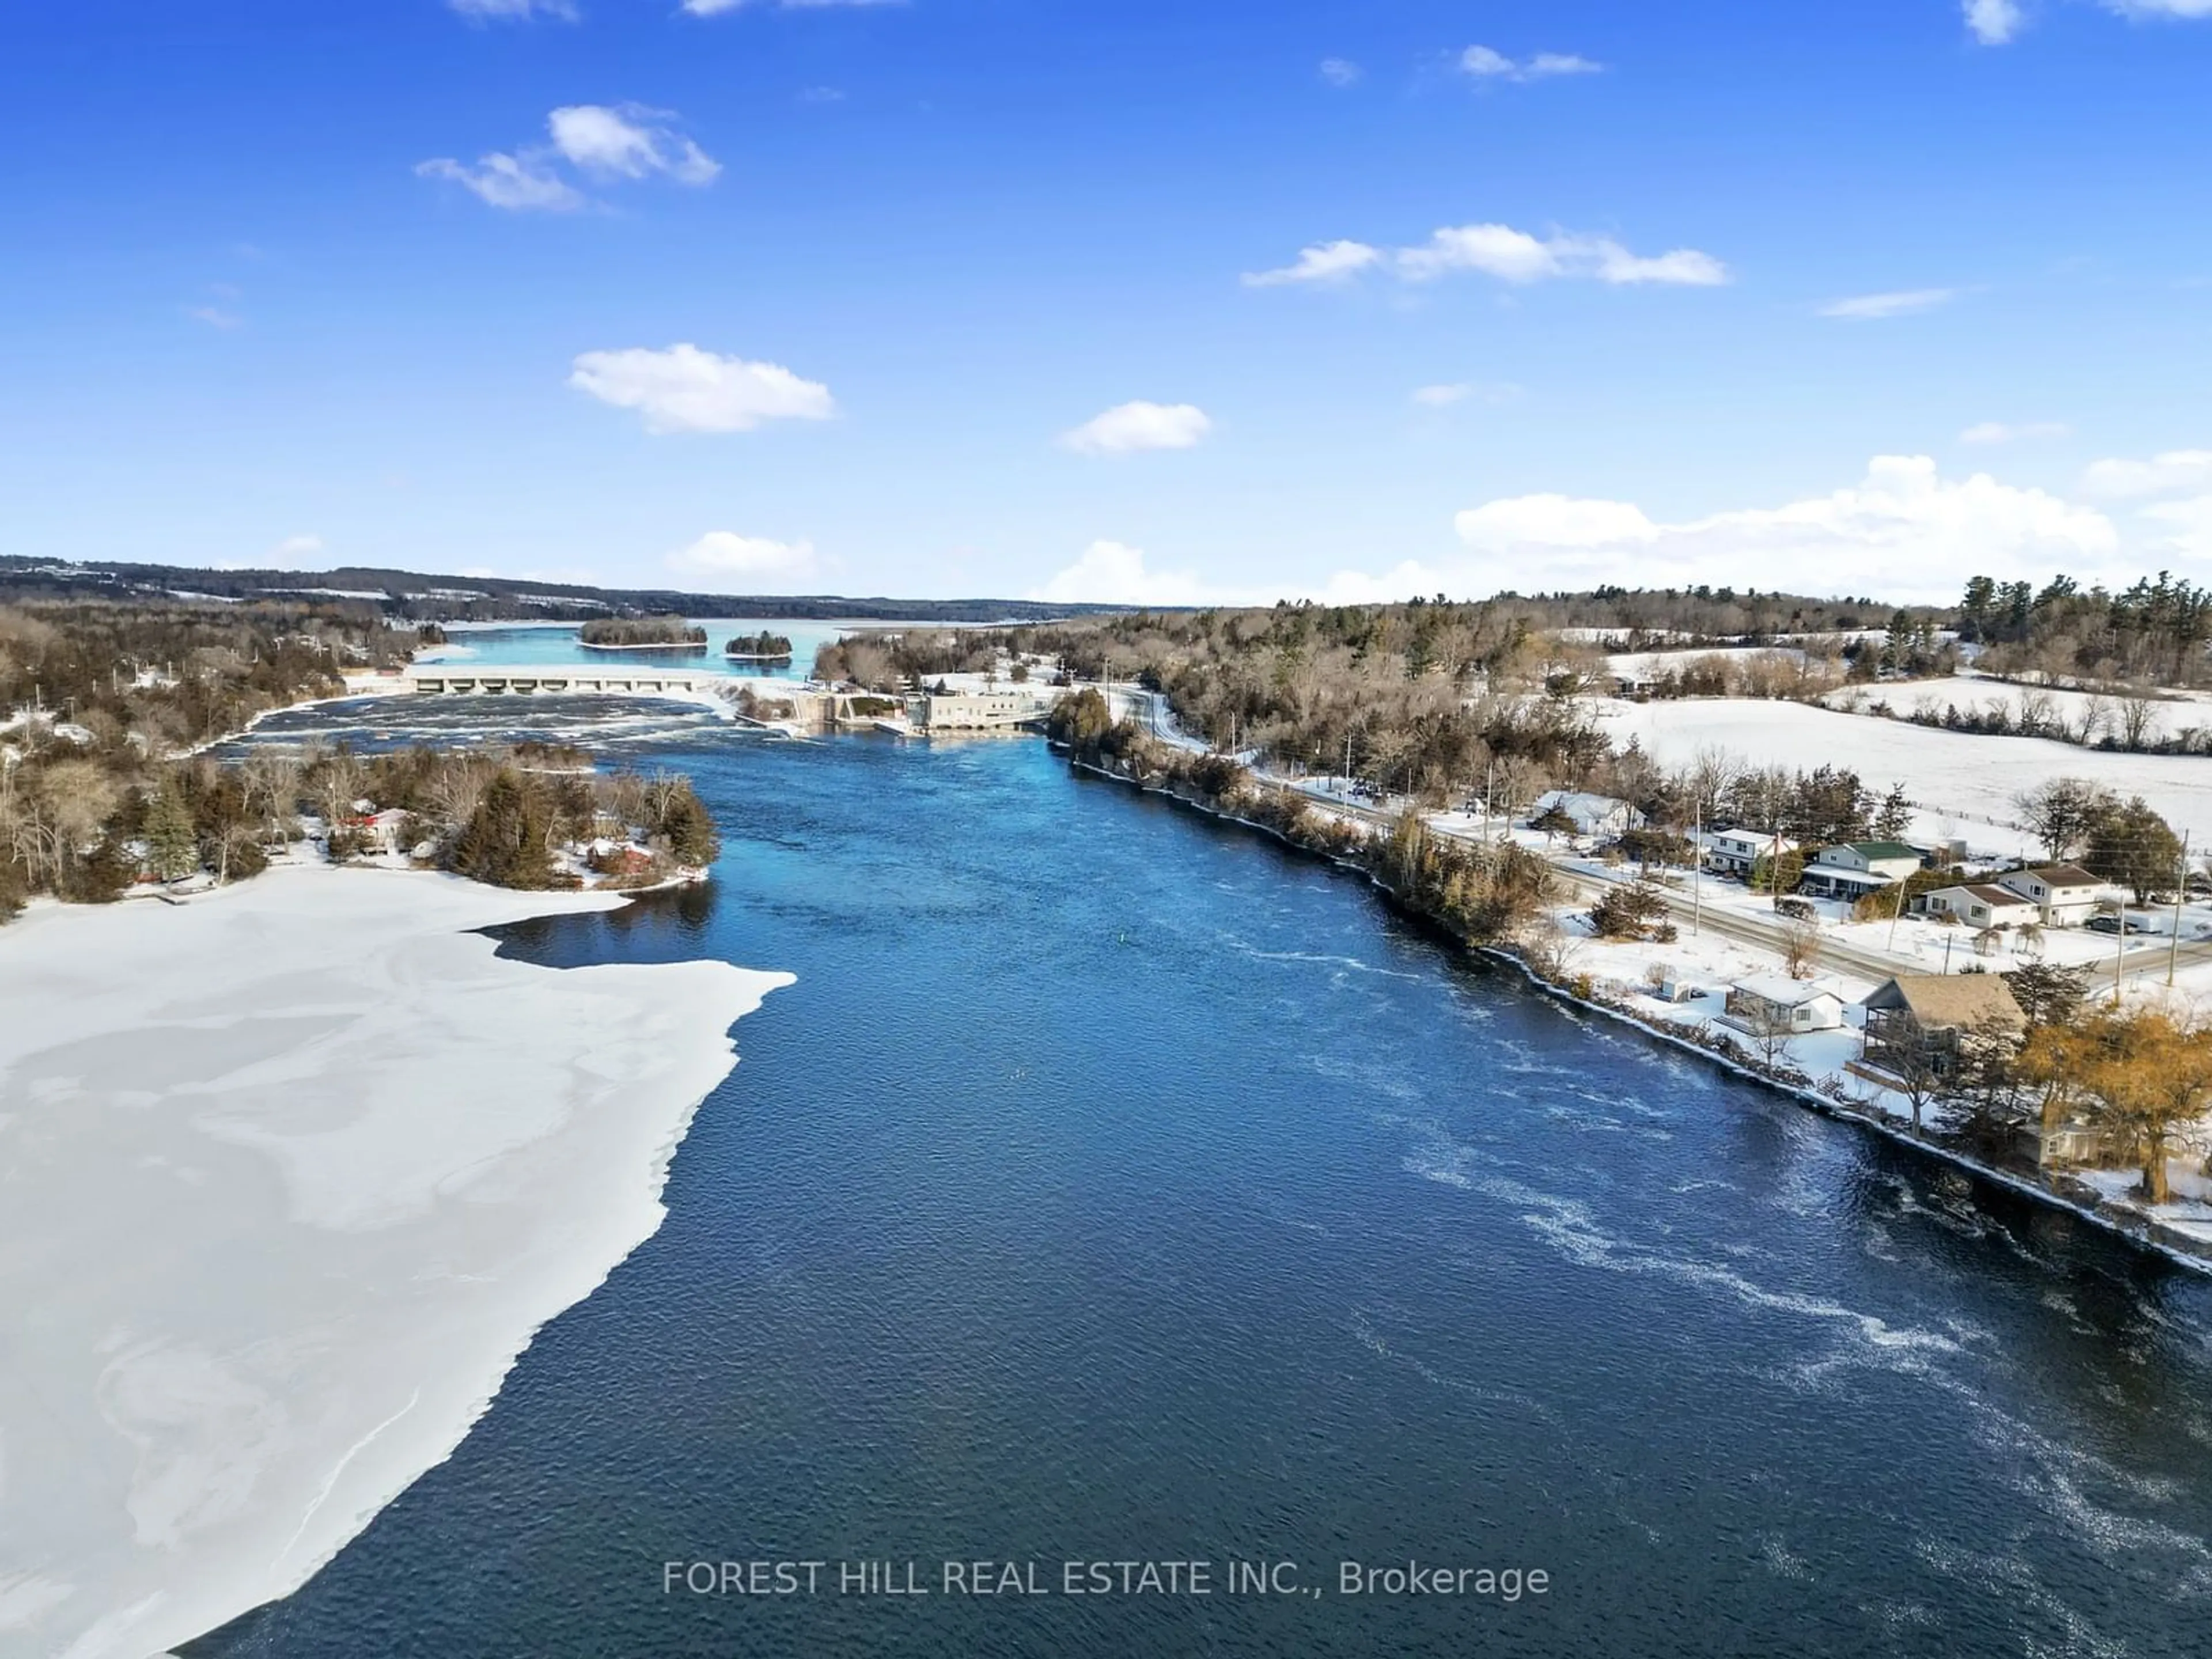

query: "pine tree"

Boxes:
[1873, 783, 1913, 843]
[145, 787, 200, 881]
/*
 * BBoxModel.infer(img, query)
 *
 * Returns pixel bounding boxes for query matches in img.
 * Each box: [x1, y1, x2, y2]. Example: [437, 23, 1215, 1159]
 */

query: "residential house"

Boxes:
[339, 807, 412, 855]
[1705, 827, 1800, 878]
[1529, 790, 1646, 839]
[1994, 863, 2109, 927]
[1722, 973, 1846, 1037]
[2014, 1113, 2107, 1170]
[1916, 884, 2041, 930]
[1797, 840, 1925, 902]
[1857, 974, 2026, 1080]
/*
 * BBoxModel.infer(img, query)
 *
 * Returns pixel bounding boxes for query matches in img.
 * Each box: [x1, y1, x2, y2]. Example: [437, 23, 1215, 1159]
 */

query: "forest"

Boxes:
[1, 600, 718, 916]
[724, 630, 794, 660]
[578, 616, 708, 649]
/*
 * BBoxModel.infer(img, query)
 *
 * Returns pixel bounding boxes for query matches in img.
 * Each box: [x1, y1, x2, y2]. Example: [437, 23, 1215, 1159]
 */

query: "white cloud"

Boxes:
[1459, 46, 1604, 81]
[184, 304, 243, 330]
[416, 151, 584, 212]
[1027, 541, 1232, 607]
[1817, 287, 1958, 320]
[666, 532, 818, 582]
[1248, 225, 1725, 291]
[1398, 223, 1559, 283]
[450, 0, 578, 19]
[1412, 381, 1521, 407]
[1059, 401, 1213, 456]
[1397, 225, 1728, 286]
[2104, 1, 2212, 19]
[1296, 457, 2118, 607]
[2139, 495, 2212, 559]
[682, 0, 903, 13]
[1319, 58, 1363, 86]
[418, 106, 716, 211]
[569, 344, 836, 434]
[547, 104, 719, 184]
[1960, 420, 2069, 445]
[1964, 0, 2026, 43]
[2080, 449, 2212, 498]
[1241, 240, 1384, 287]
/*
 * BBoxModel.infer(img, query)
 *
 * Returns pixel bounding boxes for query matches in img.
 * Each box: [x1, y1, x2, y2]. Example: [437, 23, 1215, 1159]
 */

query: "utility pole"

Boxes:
[2113, 891, 2127, 1007]
[2170, 830, 2191, 988]
[1691, 801, 1703, 937]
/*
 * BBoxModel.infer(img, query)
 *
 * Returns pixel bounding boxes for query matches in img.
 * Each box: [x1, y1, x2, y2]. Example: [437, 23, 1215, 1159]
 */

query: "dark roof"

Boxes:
[2020, 863, 2101, 888]
[1952, 883, 2035, 907]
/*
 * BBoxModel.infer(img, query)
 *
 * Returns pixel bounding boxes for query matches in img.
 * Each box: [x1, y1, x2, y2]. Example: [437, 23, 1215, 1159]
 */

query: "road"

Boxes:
[1247, 777, 2212, 990]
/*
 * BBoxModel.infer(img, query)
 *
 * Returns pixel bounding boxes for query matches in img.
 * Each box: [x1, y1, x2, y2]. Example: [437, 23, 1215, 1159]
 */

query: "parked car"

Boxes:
[2085, 916, 2119, 934]
[1775, 898, 1817, 922]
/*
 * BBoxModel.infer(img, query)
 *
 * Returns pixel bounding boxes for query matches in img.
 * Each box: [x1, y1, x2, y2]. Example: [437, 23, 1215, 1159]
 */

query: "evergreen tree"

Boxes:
[1872, 783, 1914, 843]
[144, 787, 200, 881]
[2082, 796, 2184, 904]
[449, 770, 555, 889]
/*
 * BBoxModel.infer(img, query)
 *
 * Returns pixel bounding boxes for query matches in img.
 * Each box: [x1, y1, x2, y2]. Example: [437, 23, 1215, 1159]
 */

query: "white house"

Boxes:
[1722, 973, 1847, 1036]
[1797, 840, 1924, 901]
[1994, 863, 2109, 926]
[1918, 883, 2041, 930]
[1529, 790, 1646, 838]
[1706, 827, 1798, 878]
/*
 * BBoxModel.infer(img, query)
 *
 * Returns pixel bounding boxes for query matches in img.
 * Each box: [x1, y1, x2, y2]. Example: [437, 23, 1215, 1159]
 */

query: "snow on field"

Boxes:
[1824, 673, 2212, 745]
[0, 866, 790, 1659]
[1605, 646, 1809, 679]
[1594, 696, 2212, 850]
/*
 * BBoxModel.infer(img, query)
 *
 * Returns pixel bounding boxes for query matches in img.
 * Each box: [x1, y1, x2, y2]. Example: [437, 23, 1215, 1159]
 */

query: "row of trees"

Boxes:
[1959, 571, 2212, 688]
[1047, 690, 1563, 949]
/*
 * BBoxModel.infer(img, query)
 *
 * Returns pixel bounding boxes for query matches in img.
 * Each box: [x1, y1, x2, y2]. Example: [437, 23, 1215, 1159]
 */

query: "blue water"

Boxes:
[188, 731, 2212, 1658]
[421, 619, 876, 681]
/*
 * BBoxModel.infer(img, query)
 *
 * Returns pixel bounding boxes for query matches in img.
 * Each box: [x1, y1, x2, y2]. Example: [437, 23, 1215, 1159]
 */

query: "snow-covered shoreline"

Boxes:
[1066, 753, 2212, 1277]
[0, 865, 791, 1659]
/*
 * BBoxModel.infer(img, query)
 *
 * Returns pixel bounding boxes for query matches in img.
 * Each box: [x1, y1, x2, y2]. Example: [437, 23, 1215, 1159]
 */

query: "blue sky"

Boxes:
[2, 0, 2209, 605]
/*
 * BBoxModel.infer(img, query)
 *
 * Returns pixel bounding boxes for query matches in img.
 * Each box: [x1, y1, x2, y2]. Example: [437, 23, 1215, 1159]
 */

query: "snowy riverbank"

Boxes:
[0, 865, 790, 1659]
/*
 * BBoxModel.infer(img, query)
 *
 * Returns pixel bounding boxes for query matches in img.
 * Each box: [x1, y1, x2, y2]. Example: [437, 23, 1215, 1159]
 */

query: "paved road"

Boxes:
[1249, 775, 2212, 990]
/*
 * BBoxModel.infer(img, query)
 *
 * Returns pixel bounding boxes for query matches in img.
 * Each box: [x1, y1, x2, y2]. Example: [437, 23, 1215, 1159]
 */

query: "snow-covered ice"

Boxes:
[0, 865, 790, 1659]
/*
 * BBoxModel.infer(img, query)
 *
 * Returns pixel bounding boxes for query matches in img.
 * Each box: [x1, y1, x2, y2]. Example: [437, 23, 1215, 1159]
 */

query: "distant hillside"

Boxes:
[0, 556, 1125, 625]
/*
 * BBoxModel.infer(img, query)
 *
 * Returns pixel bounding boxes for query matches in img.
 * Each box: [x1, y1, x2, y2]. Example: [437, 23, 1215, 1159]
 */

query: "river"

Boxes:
[185, 722, 2212, 1658]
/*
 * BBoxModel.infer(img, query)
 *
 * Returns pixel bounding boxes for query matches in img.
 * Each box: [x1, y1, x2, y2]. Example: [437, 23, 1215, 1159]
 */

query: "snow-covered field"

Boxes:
[0, 865, 789, 1659]
[1593, 696, 2212, 850]
[1823, 673, 2212, 745]
[1604, 646, 1809, 679]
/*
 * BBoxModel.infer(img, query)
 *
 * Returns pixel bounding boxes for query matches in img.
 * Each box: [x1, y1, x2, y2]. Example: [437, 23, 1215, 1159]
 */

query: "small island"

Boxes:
[578, 616, 707, 651]
[724, 629, 795, 662]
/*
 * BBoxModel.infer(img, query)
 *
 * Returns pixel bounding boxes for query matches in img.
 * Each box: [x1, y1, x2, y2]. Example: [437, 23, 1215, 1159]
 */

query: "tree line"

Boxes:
[1, 600, 721, 916]
[578, 616, 707, 648]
